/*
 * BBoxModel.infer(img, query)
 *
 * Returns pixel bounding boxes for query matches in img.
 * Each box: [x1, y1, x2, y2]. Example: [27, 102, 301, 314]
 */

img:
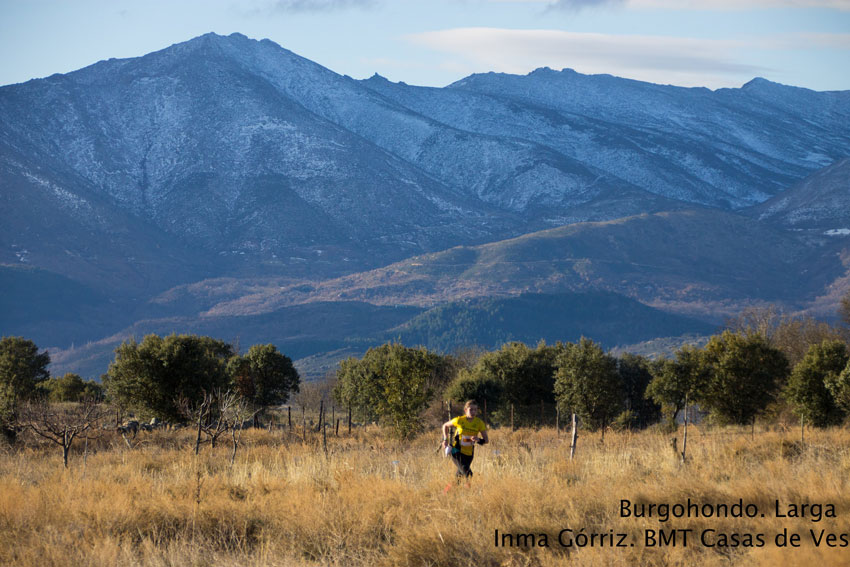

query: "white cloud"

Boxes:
[406, 28, 766, 88]
[240, 0, 377, 15]
[627, 0, 850, 9]
[546, 0, 626, 10]
[486, 0, 850, 9]
[783, 32, 850, 48]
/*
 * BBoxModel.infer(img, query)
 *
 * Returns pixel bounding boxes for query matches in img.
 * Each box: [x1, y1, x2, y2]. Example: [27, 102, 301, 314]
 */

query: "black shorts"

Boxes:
[451, 451, 474, 477]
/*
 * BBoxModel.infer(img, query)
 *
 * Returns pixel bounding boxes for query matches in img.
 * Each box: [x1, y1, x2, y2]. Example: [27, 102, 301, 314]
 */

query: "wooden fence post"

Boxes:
[681, 397, 689, 463]
[511, 404, 515, 431]
[556, 407, 560, 436]
[569, 413, 578, 460]
[318, 400, 324, 433]
[288, 406, 292, 433]
[348, 403, 352, 435]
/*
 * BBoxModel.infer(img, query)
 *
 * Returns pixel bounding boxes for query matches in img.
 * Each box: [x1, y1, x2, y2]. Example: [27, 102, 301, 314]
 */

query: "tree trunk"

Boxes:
[230, 428, 238, 468]
[194, 413, 203, 455]
[62, 428, 72, 469]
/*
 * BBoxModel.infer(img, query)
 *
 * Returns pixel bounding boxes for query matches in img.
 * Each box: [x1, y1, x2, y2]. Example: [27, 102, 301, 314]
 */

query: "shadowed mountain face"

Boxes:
[749, 157, 850, 231]
[2, 32, 850, 378]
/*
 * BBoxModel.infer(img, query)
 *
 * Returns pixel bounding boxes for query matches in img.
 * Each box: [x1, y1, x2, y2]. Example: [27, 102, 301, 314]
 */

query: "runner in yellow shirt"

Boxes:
[441, 400, 489, 479]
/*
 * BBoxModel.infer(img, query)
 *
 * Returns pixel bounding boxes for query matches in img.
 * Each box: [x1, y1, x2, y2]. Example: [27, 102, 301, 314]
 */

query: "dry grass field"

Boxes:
[1, 423, 849, 567]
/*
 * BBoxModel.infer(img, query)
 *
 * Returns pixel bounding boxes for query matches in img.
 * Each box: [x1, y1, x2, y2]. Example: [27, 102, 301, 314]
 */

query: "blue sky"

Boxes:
[1, 0, 849, 90]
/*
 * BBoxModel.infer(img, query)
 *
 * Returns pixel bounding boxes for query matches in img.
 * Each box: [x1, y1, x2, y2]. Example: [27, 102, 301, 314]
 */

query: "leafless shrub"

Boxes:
[18, 397, 107, 468]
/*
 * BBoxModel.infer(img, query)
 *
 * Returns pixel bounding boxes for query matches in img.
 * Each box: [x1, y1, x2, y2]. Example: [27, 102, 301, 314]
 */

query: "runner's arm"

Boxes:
[441, 420, 453, 445]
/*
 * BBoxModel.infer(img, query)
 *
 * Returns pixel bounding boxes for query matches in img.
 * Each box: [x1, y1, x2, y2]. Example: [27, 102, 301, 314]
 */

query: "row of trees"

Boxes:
[104, 334, 300, 422]
[0, 334, 301, 441]
[4, 297, 850, 445]
[333, 322, 850, 440]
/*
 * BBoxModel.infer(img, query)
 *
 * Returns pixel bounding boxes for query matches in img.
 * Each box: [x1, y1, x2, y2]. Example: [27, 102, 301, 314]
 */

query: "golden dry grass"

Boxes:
[1, 424, 849, 566]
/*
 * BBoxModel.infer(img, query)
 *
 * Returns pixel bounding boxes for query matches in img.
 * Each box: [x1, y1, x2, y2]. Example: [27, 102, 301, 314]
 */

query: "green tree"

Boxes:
[40, 373, 83, 402]
[333, 343, 442, 439]
[646, 344, 711, 423]
[378, 345, 438, 440]
[0, 336, 50, 437]
[228, 344, 300, 415]
[40, 373, 104, 403]
[104, 334, 234, 421]
[554, 338, 623, 432]
[784, 340, 848, 427]
[461, 341, 563, 426]
[825, 360, 850, 414]
[616, 353, 661, 429]
[444, 369, 503, 411]
[333, 353, 384, 424]
[700, 331, 789, 425]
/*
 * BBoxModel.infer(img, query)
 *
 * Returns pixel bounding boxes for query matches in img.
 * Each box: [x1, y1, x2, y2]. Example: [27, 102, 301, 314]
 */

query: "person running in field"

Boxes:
[442, 400, 488, 479]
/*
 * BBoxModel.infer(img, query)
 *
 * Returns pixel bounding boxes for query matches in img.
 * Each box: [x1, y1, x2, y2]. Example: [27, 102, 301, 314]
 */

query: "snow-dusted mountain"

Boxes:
[2, 32, 850, 377]
[363, 69, 850, 208]
[4, 32, 849, 284]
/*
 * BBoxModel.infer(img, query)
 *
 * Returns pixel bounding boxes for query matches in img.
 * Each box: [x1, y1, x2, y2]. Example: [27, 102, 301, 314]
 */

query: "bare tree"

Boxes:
[178, 389, 233, 454]
[726, 305, 847, 366]
[220, 391, 254, 467]
[19, 397, 106, 468]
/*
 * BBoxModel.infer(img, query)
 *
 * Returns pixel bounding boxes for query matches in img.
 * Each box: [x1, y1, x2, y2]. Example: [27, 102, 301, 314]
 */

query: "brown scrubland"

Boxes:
[1, 423, 849, 567]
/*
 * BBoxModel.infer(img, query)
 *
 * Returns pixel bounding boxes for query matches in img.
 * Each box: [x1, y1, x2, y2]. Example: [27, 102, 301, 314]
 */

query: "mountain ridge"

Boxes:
[2, 32, 849, 380]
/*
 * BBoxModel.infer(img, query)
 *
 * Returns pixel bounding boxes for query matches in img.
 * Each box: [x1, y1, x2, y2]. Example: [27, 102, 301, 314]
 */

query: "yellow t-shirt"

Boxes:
[451, 416, 487, 456]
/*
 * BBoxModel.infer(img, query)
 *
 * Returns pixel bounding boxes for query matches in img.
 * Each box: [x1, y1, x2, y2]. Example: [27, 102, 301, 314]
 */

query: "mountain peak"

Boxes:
[742, 77, 779, 89]
[364, 72, 391, 83]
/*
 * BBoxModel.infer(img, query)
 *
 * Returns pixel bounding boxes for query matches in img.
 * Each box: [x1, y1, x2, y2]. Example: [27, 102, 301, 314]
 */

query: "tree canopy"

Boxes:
[104, 334, 234, 421]
[333, 343, 442, 439]
[554, 338, 623, 431]
[700, 331, 789, 425]
[228, 344, 300, 413]
[0, 336, 50, 429]
[40, 373, 104, 403]
[617, 353, 661, 429]
[784, 340, 848, 427]
[459, 341, 563, 425]
[646, 344, 711, 423]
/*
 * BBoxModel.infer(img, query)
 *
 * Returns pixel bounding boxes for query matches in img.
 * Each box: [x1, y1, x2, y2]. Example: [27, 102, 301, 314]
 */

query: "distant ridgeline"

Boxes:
[388, 292, 717, 353]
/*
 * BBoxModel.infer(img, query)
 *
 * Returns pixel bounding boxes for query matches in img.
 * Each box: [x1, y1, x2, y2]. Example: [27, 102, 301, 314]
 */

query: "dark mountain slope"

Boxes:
[176, 208, 829, 324]
[750, 157, 850, 231]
